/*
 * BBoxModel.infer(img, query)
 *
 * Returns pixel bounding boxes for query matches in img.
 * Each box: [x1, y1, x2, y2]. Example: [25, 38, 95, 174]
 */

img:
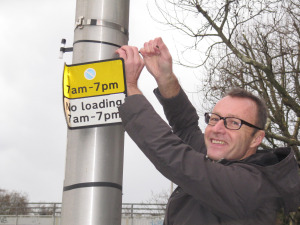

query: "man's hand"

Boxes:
[116, 46, 144, 96]
[140, 37, 180, 98]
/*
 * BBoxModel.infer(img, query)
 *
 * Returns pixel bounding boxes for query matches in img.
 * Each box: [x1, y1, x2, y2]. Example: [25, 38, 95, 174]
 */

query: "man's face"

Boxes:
[204, 96, 262, 161]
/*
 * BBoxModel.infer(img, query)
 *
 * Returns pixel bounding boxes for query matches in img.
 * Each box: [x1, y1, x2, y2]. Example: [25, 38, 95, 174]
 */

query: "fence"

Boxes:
[0, 203, 166, 225]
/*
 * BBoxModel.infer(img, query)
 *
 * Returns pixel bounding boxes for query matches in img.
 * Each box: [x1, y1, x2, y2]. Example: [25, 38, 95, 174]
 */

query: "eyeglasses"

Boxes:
[204, 113, 263, 130]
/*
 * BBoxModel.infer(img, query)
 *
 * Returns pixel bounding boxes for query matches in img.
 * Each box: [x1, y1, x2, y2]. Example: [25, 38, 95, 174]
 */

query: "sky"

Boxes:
[0, 0, 203, 203]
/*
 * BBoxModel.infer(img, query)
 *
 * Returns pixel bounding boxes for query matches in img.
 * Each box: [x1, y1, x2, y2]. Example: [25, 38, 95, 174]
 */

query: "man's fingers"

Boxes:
[116, 46, 142, 62]
[117, 38, 164, 59]
[155, 37, 164, 49]
[140, 38, 162, 57]
[116, 48, 127, 60]
[116, 46, 144, 74]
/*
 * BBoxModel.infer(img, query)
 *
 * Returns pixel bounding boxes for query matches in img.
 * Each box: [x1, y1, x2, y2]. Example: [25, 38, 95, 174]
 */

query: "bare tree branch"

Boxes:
[153, 0, 300, 161]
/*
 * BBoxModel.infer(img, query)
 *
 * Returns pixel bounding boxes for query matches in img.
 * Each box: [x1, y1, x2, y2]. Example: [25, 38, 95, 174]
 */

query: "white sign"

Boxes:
[64, 93, 125, 129]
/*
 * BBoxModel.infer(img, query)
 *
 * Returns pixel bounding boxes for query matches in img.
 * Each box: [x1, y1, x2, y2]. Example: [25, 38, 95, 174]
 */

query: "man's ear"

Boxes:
[250, 130, 265, 148]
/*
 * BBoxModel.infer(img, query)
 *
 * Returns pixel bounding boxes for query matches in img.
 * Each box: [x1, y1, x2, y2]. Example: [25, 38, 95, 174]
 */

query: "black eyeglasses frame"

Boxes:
[204, 112, 263, 130]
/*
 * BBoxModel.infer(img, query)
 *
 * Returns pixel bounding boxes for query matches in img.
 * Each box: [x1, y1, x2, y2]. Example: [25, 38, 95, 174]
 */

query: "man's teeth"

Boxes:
[212, 140, 225, 144]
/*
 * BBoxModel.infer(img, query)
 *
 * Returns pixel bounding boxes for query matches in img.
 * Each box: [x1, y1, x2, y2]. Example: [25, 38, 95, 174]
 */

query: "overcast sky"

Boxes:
[0, 0, 203, 203]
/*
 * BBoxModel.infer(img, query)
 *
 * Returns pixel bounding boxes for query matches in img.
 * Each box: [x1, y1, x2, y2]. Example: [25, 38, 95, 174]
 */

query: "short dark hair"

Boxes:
[224, 88, 268, 130]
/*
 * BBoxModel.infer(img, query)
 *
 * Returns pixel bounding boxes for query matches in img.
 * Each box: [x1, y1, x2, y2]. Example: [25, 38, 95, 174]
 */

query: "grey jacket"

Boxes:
[119, 88, 300, 225]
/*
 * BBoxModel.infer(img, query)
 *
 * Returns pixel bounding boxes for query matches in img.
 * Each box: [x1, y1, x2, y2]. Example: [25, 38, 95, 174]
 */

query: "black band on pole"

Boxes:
[73, 40, 122, 48]
[63, 182, 122, 192]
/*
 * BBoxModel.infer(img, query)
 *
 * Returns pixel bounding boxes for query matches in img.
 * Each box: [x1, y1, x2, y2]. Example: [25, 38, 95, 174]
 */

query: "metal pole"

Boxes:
[61, 1, 129, 225]
[52, 203, 56, 225]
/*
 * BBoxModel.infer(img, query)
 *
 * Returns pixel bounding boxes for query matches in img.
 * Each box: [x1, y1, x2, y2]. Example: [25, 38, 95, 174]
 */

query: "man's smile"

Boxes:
[211, 139, 226, 145]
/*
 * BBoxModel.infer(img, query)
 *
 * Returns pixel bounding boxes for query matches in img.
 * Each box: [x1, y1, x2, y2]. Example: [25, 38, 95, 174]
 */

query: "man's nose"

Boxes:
[212, 119, 226, 133]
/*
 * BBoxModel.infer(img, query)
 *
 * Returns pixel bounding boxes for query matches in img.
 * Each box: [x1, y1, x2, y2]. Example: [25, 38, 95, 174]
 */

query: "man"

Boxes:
[116, 37, 300, 225]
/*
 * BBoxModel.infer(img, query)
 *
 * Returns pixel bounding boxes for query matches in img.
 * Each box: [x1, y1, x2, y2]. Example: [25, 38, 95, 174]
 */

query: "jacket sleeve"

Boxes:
[153, 88, 206, 154]
[118, 94, 278, 219]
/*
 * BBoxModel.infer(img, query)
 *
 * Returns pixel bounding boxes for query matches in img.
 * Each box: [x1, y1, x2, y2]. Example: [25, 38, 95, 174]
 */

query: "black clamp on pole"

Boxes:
[59, 39, 73, 59]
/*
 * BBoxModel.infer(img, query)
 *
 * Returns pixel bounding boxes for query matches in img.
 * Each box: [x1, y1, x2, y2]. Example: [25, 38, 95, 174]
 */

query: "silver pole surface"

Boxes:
[61, 0, 129, 224]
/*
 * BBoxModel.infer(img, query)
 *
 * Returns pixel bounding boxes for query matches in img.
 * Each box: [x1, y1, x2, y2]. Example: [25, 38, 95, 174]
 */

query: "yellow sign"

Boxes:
[63, 59, 126, 99]
[63, 59, 127, 129]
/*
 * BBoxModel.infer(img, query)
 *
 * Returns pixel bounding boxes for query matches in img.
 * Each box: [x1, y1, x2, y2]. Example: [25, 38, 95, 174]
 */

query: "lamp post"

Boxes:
[60, 1, 130, 224]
